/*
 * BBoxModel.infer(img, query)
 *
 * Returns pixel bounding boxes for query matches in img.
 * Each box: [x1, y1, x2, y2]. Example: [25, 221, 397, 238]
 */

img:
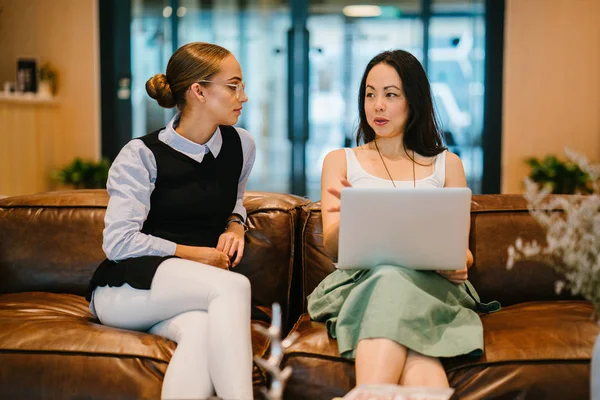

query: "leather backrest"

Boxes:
[0, 190, 310, 323]
[0, 190, 108, 296]
[466, 194, 578, 306]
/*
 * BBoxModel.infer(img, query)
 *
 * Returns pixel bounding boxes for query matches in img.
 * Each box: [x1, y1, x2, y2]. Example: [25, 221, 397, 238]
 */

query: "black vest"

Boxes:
[87, 126, 271, 322]
[86, 125, 244, 301]
[140, 125, 243, 247]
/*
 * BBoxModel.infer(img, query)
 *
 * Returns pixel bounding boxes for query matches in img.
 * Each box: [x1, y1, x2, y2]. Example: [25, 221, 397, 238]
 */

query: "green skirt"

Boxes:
[307, 265, 500, 359]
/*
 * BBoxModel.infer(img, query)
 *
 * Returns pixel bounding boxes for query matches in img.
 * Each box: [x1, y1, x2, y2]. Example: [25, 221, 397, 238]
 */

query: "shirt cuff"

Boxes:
[152, 236, 178, 256]
[232, 202, 248, 222]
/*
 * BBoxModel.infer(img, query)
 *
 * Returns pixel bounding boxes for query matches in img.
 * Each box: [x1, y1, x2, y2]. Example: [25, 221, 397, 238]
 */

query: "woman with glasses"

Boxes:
[86, 42, 254, 400]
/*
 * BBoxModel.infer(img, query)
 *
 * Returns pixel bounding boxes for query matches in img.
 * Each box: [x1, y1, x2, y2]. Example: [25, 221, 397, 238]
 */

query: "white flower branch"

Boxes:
[253, 303, 298, 400]
[507, 149, 600, 316]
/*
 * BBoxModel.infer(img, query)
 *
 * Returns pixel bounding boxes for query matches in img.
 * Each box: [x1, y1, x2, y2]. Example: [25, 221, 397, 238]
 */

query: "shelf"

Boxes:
[0, 92, 58, 105]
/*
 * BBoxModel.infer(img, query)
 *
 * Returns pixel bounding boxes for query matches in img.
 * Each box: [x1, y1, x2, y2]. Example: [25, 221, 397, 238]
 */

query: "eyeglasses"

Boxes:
[197, 80, 246, 100]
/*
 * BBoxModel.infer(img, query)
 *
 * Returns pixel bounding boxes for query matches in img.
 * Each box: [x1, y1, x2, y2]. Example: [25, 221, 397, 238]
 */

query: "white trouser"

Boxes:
[91, 258, 254, 400]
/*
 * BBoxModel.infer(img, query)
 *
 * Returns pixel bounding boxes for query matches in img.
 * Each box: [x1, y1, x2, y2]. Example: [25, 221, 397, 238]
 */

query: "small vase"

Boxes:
[37, 81, 53, 98]
[592, 324, 600, 399]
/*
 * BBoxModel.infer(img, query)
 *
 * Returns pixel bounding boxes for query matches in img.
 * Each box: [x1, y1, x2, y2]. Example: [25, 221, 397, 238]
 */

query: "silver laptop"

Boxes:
[336, 187, 472, 270]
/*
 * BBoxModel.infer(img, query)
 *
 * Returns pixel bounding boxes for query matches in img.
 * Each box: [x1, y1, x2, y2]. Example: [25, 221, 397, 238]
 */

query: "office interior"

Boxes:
[0, 0, 599, 199]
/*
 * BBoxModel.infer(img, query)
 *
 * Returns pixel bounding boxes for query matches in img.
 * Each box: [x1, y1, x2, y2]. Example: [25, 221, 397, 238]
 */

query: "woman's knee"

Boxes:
[151, 311, 208, 343]
[223, 272, 251, 296]
[371, 265, 404, 280]
[158, 258, 250, 295]
[152, 258, 251, 306]
[173, 311, 209, 340]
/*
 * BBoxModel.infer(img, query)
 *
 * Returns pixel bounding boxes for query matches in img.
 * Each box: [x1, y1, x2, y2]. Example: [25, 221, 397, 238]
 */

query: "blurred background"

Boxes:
[0, 0, 599, 199]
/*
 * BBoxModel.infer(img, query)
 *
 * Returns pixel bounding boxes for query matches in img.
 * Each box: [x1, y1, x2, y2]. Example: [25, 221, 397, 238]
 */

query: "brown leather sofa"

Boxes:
[0, 190, 598, 399]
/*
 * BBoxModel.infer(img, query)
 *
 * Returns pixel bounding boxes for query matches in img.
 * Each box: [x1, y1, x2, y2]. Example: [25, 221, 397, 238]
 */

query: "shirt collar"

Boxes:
[163, 112, 222, 157]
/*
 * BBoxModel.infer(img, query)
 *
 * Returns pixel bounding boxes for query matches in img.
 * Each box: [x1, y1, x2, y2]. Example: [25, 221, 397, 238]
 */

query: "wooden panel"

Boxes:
[502, 0, 600, 193]
[0, 97, 61, 196]
[0, 0, 101, 197]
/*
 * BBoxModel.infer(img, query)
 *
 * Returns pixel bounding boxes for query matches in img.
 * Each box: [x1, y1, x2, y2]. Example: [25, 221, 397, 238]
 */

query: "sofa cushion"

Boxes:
[0, 292, 175, 360]
[282, 300, 598, 400]
[0, 292, 271, 398]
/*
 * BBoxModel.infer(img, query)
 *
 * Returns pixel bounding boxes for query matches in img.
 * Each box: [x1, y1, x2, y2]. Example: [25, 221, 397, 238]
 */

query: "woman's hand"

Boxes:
[325, 178, 353, 212]
[217, 222, 246, 268]
[436, 249, 472, 285]
[436, 267, 468, 285]
[175, 245, 231, 269]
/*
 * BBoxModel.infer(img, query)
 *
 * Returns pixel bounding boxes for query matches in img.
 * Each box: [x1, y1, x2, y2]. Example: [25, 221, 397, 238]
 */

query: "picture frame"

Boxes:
[16, 57, 38, 93]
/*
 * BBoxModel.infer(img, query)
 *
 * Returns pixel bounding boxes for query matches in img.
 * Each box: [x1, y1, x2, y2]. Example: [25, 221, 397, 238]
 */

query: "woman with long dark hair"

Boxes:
[308, 49, 499, 392]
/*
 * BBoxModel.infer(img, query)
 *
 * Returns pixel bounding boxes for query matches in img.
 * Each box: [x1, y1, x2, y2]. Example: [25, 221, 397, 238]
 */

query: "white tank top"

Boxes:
[344, 148, 446, 189]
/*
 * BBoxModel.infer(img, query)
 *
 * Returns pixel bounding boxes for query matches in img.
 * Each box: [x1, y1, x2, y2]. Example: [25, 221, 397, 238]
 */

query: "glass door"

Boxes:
[123, 0, 492, 197]
[304, 0, 486, 199]
[428, 0, 486, 192]
[131, 0, 175, 138]
[131, 0, 291, 193]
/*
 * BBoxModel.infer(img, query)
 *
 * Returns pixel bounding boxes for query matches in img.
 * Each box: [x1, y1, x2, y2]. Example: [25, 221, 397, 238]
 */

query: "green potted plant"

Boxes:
[526, 154, 592, 194]
[38, 62, 58, 97]
[52, 158, 111, 189]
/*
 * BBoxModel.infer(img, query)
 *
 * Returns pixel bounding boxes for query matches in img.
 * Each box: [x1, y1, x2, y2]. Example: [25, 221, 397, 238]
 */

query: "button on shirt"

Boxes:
[102, 113, 256, 261]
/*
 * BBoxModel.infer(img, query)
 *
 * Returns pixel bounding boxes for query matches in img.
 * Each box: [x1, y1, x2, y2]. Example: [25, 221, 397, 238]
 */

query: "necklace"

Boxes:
[374, 139, 416, 188]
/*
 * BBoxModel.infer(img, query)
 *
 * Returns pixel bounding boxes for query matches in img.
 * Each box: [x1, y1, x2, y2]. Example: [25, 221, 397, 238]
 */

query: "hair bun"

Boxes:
[146, 73, 176, 108]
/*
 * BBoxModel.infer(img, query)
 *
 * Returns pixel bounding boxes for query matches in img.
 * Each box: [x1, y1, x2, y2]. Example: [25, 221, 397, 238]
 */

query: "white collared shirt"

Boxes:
[102, 112, 256, 261]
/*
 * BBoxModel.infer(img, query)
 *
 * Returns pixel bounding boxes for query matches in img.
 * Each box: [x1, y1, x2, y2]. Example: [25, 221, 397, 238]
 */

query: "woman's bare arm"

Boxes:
[321, 149, 348, 258]
[439, 151, 472, 283]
